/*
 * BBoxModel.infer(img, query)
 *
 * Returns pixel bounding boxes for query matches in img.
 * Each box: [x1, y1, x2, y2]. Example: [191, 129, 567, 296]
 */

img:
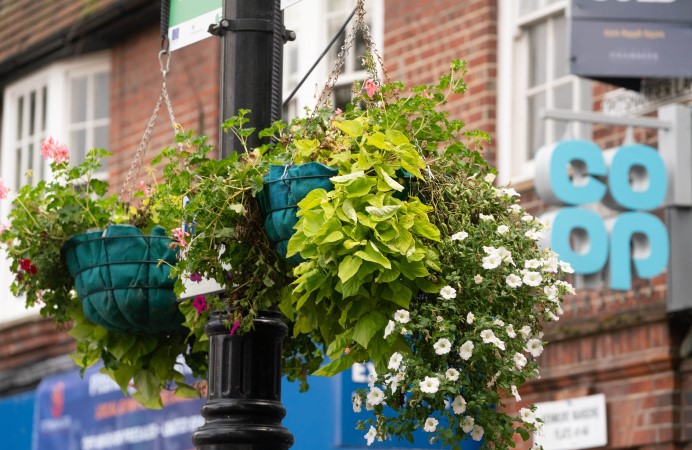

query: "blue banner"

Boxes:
[33, 365, 204, 450]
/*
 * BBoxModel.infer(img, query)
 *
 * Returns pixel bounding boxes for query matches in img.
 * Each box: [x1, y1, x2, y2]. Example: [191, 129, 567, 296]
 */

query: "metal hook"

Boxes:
[158, 50, 171, 76]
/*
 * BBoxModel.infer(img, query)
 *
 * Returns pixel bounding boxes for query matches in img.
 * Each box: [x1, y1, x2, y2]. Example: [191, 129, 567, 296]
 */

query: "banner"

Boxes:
[33, 365, 204, 450]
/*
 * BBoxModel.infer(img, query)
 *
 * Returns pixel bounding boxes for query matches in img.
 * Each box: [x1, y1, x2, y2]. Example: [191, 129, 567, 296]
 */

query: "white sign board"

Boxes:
[535, 394, 608, 450]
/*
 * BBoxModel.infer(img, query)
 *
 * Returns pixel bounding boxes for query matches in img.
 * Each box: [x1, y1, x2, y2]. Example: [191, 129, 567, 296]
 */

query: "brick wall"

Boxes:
[383, 0, 498, 165]
[109, 25, 221, 192]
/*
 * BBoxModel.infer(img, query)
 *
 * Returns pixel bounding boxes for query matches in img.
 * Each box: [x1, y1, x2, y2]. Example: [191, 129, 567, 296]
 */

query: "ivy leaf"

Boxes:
[174, 383, 202, 399]
[352, 311, 387, 348]
[132, 371, 163, 409]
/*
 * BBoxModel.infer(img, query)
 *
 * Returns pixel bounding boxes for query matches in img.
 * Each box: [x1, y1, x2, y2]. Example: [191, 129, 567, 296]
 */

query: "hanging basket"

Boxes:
[258, 163, 338, 265]
[62, 224, 182, 335]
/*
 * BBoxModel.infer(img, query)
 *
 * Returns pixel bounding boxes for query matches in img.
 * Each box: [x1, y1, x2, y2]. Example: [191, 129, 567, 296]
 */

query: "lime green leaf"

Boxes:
[331, 171, 365, 184]
[378, 168, 405, 192]
[326, 330, 354, 359]
[338, 255, 362, 283]
[313, 354, 354, 376]
[364, 204, 401, 219]
[354, 242, 391, 269]
[353, 311, 388, 348]
[333, 118, 364, 137]
[175, 383, 202, 399]
[342, 198, 358, 223]
[296, 188, 327, 214]
[367, 132, 387, 149]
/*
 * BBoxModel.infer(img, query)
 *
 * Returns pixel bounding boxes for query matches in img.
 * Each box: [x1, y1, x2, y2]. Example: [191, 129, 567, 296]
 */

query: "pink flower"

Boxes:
[192, 295, 208, 314]
[364, 79, 379, 98]
[41, 137, 69, 164]
[0, 223, 9, 235]
[171, 227, 190, 247]
[229, 320, 241, 336]
[0, 178, 8, 200]
[190, 272, 203, 283]
[136, 180, 151, 196]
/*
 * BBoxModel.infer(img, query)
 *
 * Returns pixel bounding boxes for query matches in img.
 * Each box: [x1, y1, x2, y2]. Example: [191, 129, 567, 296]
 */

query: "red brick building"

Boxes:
[0, 0, 690, 449]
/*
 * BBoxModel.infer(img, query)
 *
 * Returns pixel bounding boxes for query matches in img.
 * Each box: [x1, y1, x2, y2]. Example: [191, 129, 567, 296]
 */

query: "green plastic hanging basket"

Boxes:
[62, 224, 182, 335]
[258, 163, 338, 265]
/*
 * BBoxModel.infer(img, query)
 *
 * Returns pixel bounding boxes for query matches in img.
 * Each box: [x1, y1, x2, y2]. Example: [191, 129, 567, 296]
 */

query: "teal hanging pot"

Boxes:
[62, 224, 182, 335]
[258, 163, 337, 265]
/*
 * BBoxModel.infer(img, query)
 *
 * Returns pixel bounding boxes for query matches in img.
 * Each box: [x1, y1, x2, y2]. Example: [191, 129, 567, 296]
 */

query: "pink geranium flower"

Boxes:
[41, 137, 70, 164]
[229, 320, 241, 336]
[364, 79, 379, 98]
[171, 227, 190, 248]
[0, 178, 8, 200]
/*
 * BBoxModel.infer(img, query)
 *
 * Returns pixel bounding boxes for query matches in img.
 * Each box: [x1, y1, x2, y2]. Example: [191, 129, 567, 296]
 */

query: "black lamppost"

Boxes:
[192, 1, 295, 448]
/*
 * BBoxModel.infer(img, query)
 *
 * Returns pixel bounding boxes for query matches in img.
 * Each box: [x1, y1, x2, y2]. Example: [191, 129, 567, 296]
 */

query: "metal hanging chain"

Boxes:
[313, 0, 389, 114]
[119, 47, 180, 201]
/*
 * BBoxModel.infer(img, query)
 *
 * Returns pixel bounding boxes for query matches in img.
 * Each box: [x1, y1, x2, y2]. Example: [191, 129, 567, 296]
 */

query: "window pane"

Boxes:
[71, 76, 88, 122]
[15, 148, 22, 190]
[520, 0, 562, 16]
[27, 143, 33, 174]
[94, 73, 110, 120]
[29, 91, 36, 136]
[553, 15, 568, 79]
[528, 91, 546, 158]
[17, 96, 24, 140]
[553, 83, 573, 140]
[528, 21, 547, 87]
[41, 86, 47, 131]
[70, 129, 86, 166]
[333, 84, 352, 111]
[94, 125, 109, 150]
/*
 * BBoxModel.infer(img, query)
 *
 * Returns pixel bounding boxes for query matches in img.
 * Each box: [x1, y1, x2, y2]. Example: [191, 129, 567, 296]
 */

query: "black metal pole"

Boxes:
[193, 1, 294, 448]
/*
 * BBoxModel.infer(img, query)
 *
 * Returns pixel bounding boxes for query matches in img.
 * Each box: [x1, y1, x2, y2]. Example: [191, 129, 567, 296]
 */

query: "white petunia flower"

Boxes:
[497, 246, 515, 265]
[546, 311, 560, 321]
[471, 425, 484, 441]
[506, 273, 522, 288]
[544, 285, 559, 301]
[445, 368, 460, 381]
[388, 352, 403, 371]
[419, 376, 440, 394]
[525, 229, 542, 240]
[434, 338, 452, 355]
[394, 309, 410, 323]
[473, 274, 483, 284]
[519, 325, 532, 339]
[542, 256, 559, 273]
[452, 395, 467, 414]
[364, 426, 377, 446]
[525, 259, 542, 269]
[497, 225, 510, 235]
[556, 280, 576, 294]
[423, 417, 439, 432]
[492, 337, 506, 351]
[480, 329, 496, 343]
[502, 187, 520, 197]
[483, 245, 497, 254]
[559, 260, 575, 273]
[523, 271, 543, 287]
[508, 204, 523, 214]
[526, 338, 544, 357]
[451, 231, 468, 241]
[461, 416, 475, 433]
[513, 352, 528, 369]
[482, 253, 502, 270]
[519, 407, 537, 423]
[365, 401, 374, 411]
[479, 213, 495, 221]
[459, 340, 474, 360]
[484, 173, 496, 183]
[521, 214, 534, 222]
[467, 312, 475, 324]
[367, 387, 385, 406]
[511, 385, 521, 402]
[493, 318, 505, 327]
[440, 285, 457, 300]
[383, 320, 396, 338]
[352, 393, 362, 412]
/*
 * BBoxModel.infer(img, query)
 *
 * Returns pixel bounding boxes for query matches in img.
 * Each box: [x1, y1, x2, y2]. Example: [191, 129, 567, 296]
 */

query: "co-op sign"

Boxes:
[570, 0, 692, 80]
[535, 140, 669, 290]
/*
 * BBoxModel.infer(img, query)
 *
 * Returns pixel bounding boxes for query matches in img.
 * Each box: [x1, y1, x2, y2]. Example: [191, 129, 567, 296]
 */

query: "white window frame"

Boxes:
[282, 0, 384, 119]
[0, 51, 110, 325]
[498, 0, 591, 185]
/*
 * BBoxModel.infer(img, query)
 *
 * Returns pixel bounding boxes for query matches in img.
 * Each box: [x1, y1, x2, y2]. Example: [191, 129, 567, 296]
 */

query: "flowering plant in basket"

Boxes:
[0, 139, 207, 408]
[264, 60, 576, 448]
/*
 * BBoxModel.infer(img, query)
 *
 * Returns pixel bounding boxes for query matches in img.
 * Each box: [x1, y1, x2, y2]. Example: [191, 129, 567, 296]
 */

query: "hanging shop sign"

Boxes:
[569, 0, 692, 88]
[535, 139, 669, 290]
[168, 0, 222, 51]
[534, 394, 608, 450]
